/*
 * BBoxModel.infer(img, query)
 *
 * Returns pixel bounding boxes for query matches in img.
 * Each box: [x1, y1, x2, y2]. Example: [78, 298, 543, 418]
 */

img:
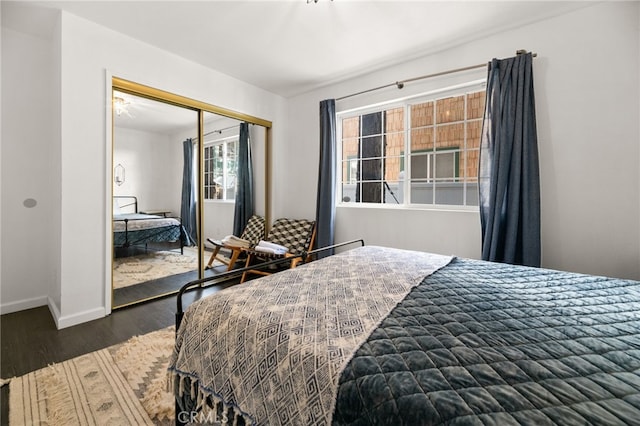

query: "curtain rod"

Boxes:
[193, 123, 242, 140]
[336, 50, 536, 102]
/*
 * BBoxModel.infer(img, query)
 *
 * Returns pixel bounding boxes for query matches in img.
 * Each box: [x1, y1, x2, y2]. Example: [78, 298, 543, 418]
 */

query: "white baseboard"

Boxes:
[0, 295, 48, 315]
[1, 297, 108, 329]
[51, 303, 107, 329]
[47, 297, 61, 325]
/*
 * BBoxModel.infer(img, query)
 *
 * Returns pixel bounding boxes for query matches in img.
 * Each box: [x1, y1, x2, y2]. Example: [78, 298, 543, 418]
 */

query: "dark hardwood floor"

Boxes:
[0, 277, 240, 425]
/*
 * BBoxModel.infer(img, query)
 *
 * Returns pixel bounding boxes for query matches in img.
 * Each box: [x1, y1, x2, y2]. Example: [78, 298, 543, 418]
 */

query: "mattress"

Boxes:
[113, 213, 182, 246]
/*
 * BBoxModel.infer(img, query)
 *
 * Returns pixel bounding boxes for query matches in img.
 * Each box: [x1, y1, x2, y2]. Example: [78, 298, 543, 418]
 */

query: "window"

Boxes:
[338, 84, 485, 207]
[204, 138, 238, 201]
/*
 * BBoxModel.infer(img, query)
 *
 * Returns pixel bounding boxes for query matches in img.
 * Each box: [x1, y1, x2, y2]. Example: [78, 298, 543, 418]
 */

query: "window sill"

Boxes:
[336, 202, 479, 214]
[204, 199, 235, 204]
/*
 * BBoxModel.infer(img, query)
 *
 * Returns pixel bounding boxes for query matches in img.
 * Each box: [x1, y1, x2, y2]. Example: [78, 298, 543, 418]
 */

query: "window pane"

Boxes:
[225, 141, 238, 201]
[467, 91, 486, 120]
[342, 115, 360, 179]
[361, 112, 382, 138]
[385, 108, 404, 132]
[410, 127, 434, 152]
[385, 154, 403, 182]
[466, 120, 482, 150]
[342, 117, 360, 139]
[341, 182, 356, 203]
[343, 137, 359, 162]
[228, 141, 237, 158]
[411, 181, 434, 204]
[436, 95, 465, 124]
[436, 123, 464, 150]
[204, 146, 213, 200]
[360, 181, 382, 203]
[466, 178, 479, 206]
[434, 182, 464, 205]
[410, 153, 429, 180]
[226, 187, 235, 200]
[341, 158, 358, 184]
[361, 136, 382, 159]
[463, 147, 480, 181]
[411, 101, 434, 127]
[433, 150, 457, 181]
[383, 180, 402, 204]
[361, 158, 382, 181]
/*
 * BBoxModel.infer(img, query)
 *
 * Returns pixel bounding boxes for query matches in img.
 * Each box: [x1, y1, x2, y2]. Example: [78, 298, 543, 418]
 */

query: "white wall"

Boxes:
[1, 26, 59, 314]
[1, 7, 286, 327]
[113, 127, 182, 215]
[284, 2, 640, 279]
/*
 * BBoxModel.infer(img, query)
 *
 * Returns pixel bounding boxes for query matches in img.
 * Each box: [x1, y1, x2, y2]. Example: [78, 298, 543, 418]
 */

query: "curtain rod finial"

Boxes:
[516, 49, 537, 57]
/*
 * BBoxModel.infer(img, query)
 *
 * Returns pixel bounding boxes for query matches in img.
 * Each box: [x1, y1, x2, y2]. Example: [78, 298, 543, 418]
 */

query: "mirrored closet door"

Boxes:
[111, 78, 271, 309]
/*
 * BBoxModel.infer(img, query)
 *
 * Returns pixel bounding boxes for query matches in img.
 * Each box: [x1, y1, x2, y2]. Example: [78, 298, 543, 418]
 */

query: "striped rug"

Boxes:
[8, 327, 175, 425]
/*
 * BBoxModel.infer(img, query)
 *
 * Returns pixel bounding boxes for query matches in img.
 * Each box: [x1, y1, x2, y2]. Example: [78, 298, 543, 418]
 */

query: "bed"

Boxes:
[169, 245, 640, 425]
[113, 196, 185, 255]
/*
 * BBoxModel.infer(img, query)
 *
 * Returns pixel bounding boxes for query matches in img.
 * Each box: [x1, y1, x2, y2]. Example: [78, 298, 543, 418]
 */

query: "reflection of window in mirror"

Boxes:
[204, 136, 239, 201]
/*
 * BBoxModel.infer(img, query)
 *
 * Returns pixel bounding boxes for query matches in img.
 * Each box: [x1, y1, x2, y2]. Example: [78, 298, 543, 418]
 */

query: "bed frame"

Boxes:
[113, 195, 186, 256]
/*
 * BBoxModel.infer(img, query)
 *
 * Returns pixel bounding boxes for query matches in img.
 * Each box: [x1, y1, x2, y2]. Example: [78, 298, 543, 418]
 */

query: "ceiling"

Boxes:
[4, 1, 591, 98]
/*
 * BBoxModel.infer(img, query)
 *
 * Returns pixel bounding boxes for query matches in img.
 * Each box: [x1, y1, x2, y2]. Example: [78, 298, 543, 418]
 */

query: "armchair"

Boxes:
[240, 218, 316, 283]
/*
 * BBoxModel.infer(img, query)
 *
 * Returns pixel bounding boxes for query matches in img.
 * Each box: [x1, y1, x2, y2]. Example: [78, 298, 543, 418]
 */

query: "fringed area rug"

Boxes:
[113, 248, 224, 289]
[8, 327, 176, 425]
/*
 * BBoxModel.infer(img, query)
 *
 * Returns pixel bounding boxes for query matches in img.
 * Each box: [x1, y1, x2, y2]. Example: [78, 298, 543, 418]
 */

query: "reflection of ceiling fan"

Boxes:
[112, 89, 200, 133]
[113, 96, 132, 117]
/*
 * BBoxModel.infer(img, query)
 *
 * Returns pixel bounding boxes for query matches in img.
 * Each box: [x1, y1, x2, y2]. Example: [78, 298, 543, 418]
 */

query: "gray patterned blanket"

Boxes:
[169, 246, 453, 425]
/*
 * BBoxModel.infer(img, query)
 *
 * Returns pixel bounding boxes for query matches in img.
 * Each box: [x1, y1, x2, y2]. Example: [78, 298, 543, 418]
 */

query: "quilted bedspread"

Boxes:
[113, 213, 180, 232]
[169, 246, 452, 425]
[113, 214, 182, 246]
[333, 257, 640, 425]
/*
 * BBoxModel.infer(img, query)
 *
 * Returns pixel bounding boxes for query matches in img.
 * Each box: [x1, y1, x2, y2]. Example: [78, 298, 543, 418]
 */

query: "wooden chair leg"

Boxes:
[206, 246, 222, 269]
[227, 248, 241, 271]
[240, 254, 255, 283]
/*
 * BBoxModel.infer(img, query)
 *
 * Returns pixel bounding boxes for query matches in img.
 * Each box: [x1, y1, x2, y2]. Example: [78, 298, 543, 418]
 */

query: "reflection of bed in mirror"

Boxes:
[113, 195, 185, 257]
[110, 78, 272, 310]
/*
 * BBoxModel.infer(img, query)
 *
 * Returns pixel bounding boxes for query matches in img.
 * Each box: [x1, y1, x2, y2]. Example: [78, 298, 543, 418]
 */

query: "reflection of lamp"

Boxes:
[114, 163, 125, 186]
[113, 96, 129, 116]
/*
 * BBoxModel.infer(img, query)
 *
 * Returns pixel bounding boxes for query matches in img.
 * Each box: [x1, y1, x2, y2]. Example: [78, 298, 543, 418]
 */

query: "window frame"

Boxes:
[336, 79, 485, 211]
[203, 135, 239, 203]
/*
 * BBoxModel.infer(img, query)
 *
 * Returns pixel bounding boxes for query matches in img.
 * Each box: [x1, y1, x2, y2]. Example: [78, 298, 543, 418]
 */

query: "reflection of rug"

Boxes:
[113, 248, 223, 289]
[8, 327, 176, 425]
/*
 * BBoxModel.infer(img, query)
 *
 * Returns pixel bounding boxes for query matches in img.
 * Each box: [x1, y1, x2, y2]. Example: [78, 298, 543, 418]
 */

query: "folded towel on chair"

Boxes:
[221, 235, 251, 248]
[255, 240, 289, 255]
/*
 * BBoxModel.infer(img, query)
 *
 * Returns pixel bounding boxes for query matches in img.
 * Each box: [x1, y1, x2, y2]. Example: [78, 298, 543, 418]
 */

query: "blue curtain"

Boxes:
[233, 122, 253, 237]
[181, 139, 197, 246]
[479, 52, 540, 267]
[315, 99, 336, 258]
